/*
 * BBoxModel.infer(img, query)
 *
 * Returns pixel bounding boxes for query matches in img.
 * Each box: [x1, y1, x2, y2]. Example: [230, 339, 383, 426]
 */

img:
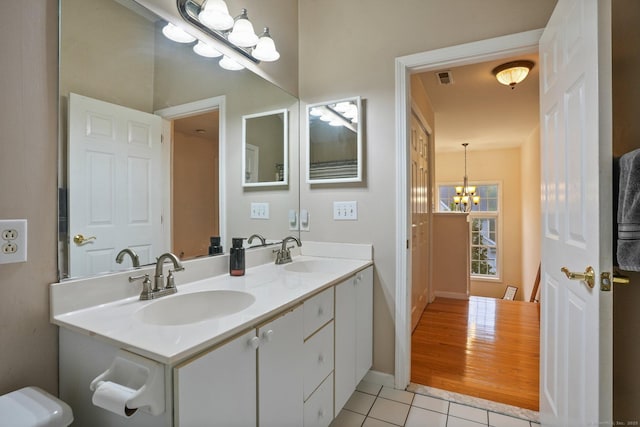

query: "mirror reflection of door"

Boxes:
[245, 144, 260, 183]
[171, 111, 220, 260]
[68, 93, 164, 277]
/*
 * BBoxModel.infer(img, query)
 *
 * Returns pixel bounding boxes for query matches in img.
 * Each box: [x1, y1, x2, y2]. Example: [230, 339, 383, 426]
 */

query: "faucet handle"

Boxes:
[166, 270, 177, 289]
[129, 274, 153, 298]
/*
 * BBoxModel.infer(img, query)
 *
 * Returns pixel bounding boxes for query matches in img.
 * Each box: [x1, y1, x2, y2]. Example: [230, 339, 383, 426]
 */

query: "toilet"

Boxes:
[0, 386, 73, 427]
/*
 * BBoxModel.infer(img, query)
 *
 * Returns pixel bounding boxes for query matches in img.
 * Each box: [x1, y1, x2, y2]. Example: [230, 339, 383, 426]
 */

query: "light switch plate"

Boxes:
[250, 202, 270, 219]
[0, 219, 27, 264]
[333, 201, 357, 220]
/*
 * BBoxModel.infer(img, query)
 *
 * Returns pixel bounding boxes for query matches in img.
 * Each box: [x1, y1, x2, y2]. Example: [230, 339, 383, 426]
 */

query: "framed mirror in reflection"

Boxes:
[243, 109, 288, 187]
[306, 97, 362, 184]
[58, 0, 299, 280]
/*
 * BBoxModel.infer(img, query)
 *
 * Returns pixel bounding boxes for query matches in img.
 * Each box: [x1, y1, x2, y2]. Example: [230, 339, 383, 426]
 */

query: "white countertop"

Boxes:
[52, 255, 371, 365]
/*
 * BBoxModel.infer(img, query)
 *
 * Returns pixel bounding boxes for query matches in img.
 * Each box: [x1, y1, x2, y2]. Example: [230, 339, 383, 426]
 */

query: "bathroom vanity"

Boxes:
[51, 243, 373, 427]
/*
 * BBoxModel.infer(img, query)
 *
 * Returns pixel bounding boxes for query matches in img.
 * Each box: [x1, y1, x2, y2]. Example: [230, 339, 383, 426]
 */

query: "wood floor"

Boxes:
[411, 296, 540, 411]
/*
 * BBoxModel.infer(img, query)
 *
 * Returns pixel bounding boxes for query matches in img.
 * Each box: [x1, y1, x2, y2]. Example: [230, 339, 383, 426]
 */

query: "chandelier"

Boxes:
[453, 143, 480, 212]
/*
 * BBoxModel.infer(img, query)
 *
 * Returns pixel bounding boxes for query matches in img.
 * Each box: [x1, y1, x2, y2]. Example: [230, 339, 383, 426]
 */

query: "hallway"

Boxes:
[411, 297, 540, 411]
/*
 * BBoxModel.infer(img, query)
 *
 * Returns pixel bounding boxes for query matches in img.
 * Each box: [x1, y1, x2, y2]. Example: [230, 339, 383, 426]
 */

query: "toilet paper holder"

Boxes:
[90, 349, 165, 416]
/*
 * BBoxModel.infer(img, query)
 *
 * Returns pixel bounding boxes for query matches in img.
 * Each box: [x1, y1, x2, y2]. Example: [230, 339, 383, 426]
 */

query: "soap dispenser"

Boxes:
[208, 236, 223, 255]
[229, 238, 245, 276]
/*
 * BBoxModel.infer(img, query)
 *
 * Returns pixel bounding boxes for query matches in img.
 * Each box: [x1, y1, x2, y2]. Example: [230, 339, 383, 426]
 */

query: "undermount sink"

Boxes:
[283, 259, 340, 274]
[134, 290, 255, 326]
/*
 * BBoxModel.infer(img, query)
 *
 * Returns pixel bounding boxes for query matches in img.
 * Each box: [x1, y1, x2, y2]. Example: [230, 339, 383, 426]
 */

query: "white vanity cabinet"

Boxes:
[334, 265, 374, 413]
[303, 287, 335, 427]
[258, 307, 304, 427]
[174, 306, 303, 427]
[174, 329, 257, 426]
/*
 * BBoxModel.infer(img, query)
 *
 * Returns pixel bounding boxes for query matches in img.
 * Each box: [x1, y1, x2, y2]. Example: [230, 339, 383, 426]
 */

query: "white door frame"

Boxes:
[394, 30, 543, 389]
[154, 96, 227, 251]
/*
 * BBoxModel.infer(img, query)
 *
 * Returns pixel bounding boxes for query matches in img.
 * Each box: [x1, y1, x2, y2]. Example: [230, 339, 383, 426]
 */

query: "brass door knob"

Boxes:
[73, 234, 97, 245]
[561, 266, 595, 289]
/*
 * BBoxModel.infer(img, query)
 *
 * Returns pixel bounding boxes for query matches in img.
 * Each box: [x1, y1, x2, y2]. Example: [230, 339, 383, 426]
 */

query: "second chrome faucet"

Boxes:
[274, 236, 302, 265]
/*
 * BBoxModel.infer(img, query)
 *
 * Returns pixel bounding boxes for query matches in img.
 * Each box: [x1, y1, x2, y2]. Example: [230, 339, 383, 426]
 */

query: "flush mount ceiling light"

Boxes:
[492, 60, 535, 89]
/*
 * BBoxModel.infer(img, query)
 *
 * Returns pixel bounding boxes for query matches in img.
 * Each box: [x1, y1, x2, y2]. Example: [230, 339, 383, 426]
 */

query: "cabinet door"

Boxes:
[174, 330, 257, 427]
[258, 306, 303, 427]
[334, 275, 356, 413]
[355, 266, 373, 383]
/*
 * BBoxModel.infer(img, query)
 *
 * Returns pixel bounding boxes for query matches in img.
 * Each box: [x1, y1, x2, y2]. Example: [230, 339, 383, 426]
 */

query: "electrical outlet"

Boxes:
[0, 219, 27, 264]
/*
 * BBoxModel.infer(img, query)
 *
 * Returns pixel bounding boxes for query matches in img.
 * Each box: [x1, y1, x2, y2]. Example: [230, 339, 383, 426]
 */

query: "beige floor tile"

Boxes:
[489, 412, 530, 427]
[404, 406, 447, 427]
[330, 409, 366, 427]
[368, 397, 410, 426]
[378, 387, 414, 405]
[449, 402, 489, 424]
[356, 380, 383, 396]
[447, 416, 488, 427]
[344, 391, 376, 415]
[411, 394, 449, 414]
[362, 417, 397, 427]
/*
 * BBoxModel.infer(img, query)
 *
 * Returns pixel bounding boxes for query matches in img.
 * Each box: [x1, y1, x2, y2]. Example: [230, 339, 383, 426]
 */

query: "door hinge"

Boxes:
[161, 134, 164, 143]
[406, 239, 409, 249]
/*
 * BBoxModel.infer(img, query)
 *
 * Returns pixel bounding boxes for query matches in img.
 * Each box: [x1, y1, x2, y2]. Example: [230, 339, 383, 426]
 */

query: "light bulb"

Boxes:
[162, 23, 196, 43]
[228, 9, 259, 48]
[251, 28, 280, 62]
[219, 55, 245, 71]
[198, 0, 234, 31]
[193, 40, 222, 58]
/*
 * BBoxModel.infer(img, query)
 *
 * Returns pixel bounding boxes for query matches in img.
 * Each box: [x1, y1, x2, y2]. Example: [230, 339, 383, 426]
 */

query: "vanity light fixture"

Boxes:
[162, 22, 196, 43]
[163, 0, 281, 72]
[492, 60, 535, 89]
[453, 143, 480, 212]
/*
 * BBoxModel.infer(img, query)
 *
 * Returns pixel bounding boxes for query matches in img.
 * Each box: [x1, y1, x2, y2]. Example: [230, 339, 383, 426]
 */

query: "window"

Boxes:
[438, 184, 500, 279]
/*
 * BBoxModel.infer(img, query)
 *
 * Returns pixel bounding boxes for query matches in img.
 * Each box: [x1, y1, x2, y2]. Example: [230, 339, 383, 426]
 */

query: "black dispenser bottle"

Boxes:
[229, 238, 245, 276]
[208, 236, 223, 255]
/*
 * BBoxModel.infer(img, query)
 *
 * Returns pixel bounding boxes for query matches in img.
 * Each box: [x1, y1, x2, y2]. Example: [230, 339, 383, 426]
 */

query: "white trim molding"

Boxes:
[394, 29, 541, 390]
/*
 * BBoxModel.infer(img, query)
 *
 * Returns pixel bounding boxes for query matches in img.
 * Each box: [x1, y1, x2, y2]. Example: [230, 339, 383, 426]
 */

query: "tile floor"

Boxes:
[330, 381, 540, 427]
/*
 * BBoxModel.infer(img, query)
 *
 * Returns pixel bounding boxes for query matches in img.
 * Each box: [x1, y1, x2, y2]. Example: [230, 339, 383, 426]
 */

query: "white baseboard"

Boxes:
[434, 291, 469, 300]
[363, 370, 395, 388]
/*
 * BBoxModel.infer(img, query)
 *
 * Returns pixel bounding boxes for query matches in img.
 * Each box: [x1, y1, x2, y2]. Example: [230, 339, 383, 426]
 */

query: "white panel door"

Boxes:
[258, 306, 303, 427]
[539, 0, 612, 425]
[68, 93, 164, 277]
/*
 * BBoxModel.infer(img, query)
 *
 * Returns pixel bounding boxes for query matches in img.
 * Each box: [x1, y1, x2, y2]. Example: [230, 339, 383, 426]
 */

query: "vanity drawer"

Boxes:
[303, 287, 334, 338]
[304, 373, 334, 427]
[303, 320, 334, 401]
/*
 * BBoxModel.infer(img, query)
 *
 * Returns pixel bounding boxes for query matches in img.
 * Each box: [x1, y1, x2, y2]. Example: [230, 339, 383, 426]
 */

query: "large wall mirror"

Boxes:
[306, 97, 362, 184]
[58, 0, 300, 280]
[242, 109, 288, 187]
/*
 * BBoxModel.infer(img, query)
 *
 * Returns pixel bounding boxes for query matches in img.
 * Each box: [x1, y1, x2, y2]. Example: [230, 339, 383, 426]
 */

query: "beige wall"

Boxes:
[0, 1, 59, 395]
[299, 0, 557, 374]
[436, 148, 523, 300]
[521, 128, 541, 302]
[612, 0, 640, 421]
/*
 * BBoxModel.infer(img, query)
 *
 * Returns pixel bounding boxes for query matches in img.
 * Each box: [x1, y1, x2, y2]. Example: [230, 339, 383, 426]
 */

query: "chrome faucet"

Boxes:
[130, 252, 184, 300]
[247, 234, 267, 247]
[274, 236, 301, 265]
[115, 248, 140, 267]
[154, 252, 184, 292]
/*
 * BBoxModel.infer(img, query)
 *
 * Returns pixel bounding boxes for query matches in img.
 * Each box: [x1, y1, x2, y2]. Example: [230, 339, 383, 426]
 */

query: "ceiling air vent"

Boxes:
[436, 70, 453, 85]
